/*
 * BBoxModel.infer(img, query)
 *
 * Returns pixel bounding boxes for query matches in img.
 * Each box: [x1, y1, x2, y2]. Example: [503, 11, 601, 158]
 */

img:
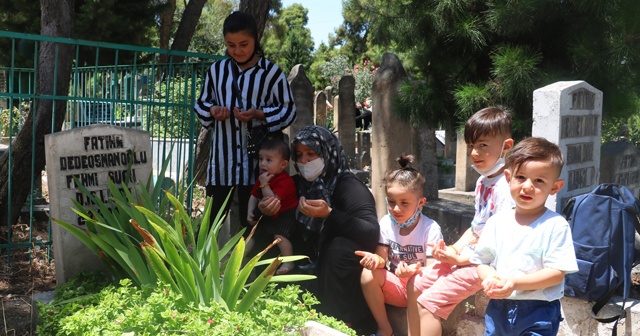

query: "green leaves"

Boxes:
[53, 159, 316, 314]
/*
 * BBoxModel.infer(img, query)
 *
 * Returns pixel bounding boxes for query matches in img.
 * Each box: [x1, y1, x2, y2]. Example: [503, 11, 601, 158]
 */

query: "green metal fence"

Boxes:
[0, 30, 223, 268]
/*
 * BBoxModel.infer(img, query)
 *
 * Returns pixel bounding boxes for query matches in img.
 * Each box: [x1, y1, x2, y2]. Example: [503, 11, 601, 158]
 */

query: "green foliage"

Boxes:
[263, 3, 314, 74]
[394, 79, 455, 129]
[52, 153, 314, 317]
[145, 73, 202, 139]
[352, 60, 378, 105]
[0, 101, 29, 138]
[186, 0, 233, 55]
[339, 0, 640, 138]
[35, 272, 115, 334]
[37, 279, 355, 335]
[318, 55, 351, 92]
[318, 56, 377, 104]
[602, 114, 640, 147]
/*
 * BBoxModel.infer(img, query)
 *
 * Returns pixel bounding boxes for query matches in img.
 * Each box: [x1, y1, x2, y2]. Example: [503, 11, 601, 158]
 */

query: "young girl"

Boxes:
[355, 155, 443, 336]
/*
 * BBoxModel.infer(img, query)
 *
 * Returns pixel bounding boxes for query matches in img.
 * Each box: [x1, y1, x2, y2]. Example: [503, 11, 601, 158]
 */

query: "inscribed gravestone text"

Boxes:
[45, 124, 152, 284]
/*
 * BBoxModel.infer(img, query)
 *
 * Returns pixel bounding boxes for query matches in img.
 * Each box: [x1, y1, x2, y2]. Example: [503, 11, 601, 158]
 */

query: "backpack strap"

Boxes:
[591, 282, 626, 335]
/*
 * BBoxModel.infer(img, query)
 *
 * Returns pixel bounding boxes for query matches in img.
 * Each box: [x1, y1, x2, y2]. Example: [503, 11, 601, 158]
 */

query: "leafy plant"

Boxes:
[52, 155, 314, 314]
[144, 73, 201, 139]
[37, 278, 356, 335]
[319, 55, 378, 105]
[0, 101, 29, 137]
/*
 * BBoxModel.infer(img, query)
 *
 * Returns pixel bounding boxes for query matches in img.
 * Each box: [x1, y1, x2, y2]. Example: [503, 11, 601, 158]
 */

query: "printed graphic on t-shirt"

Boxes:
[471, 181, 499, 236]
[388, 240, 425, 264]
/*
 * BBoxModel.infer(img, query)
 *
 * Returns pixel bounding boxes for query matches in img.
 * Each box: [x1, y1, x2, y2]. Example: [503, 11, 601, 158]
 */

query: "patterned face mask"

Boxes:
[386, 198, 421, 229]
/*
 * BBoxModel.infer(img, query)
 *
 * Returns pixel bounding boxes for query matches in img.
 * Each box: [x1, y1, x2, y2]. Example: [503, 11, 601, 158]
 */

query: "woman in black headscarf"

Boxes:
[259, 125, 379, 330]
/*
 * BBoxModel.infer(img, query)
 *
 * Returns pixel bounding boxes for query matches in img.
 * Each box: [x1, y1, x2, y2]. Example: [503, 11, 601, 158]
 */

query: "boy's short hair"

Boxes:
[259, 138, 290, 160]
[506, 137, 564, 176]
[464, 106, 512, 144]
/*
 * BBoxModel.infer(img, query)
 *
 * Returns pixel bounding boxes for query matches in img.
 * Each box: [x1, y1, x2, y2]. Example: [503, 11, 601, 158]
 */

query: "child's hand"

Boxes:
[210, 106, 231, 121]
[247, 213, 257, 226]
[395, 261, 421, 278]
[259, 171, 274, 185]
[482, 276, 515, 299]
[355, 251, 383, 271]
[430, 240, 460, 265]
[259, 171, 274, 184]
[430, 240, 446, 257]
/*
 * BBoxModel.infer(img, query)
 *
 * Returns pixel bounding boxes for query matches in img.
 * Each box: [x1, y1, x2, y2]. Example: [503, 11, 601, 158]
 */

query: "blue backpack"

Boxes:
[562, 184, 640, 330]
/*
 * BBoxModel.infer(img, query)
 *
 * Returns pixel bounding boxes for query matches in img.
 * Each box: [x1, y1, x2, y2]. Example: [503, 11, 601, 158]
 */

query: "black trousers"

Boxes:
[205, 185, 252, 236]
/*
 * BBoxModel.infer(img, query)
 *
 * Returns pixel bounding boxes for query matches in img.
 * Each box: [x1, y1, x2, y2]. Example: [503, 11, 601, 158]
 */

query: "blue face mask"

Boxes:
[386, 198, 422, 229]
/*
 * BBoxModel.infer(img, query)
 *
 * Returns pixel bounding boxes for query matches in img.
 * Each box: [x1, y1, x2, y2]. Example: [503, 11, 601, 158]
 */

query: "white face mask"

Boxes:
[471, 141, 507, 177]
[296, 157, 325, 181]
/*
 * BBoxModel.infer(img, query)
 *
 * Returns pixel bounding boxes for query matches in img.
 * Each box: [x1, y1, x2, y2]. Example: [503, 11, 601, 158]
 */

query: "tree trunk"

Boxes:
[169, 0, 207, 63]
[0, 0, 75, 229]
[158, 0, 176, 64]
[239, 0, 272, 38]
[193, 127, 211, 185]
[418, 126, 439, 200]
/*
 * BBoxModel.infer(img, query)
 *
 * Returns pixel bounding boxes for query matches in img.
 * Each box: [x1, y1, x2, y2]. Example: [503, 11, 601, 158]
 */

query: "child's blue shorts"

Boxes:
[485, 299, 562, 336]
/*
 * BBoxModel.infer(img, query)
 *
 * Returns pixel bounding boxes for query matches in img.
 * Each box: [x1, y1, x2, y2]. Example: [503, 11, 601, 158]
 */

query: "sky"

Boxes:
[281, 0, 344, 50]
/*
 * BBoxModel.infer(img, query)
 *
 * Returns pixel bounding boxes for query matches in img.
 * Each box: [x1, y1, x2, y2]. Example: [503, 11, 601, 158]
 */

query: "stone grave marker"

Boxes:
[532, 81, 602, 212]
[600, 139, 640, 198]
[314, 91, 327, 127]
[45, 124, 153, 284]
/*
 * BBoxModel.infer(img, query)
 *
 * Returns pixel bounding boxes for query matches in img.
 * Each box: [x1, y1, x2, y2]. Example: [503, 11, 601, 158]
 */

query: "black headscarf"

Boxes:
[292, 126, 351, 232]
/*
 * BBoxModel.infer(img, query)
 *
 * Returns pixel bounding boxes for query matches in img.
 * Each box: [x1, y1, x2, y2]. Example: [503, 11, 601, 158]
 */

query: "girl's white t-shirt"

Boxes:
[379, 213, 443, 272]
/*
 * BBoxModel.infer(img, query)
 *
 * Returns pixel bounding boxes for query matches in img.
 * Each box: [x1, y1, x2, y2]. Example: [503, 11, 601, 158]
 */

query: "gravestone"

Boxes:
[357, 130, 371, 169]
[324, 86, 333, 106]
[532, 81, 602, 212]
[286, 64, 314, 143]
[45, 124, 153, 284]
[600, 139, 640, 198]
[314, 91, 327, 127]
[371, 53, 418, 219]
[338, 75, 357, 165]
[455, 130, 480, 191]
[333, 95, 340, 131]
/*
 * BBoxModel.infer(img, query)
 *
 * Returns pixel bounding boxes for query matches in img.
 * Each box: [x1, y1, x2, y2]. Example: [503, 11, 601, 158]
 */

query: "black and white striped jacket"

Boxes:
[194, 57, 296, 186]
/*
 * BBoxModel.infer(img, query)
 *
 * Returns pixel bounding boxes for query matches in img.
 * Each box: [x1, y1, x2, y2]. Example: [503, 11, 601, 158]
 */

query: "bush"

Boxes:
[37, 276, 356, 335]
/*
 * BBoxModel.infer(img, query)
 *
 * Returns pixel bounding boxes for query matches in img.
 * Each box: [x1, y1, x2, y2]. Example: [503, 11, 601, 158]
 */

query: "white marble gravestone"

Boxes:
[532, 81, 602, 212]
[45, 124, 152, 284]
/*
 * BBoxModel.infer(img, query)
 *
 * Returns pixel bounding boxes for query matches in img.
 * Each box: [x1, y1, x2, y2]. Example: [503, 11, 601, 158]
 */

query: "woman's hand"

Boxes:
[298, 196, 331, 218]
[234, 107, 265, 123]
[258, 196, 281, 217]
[210, 106, 231, 121]
[395, 261, 421, 278]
